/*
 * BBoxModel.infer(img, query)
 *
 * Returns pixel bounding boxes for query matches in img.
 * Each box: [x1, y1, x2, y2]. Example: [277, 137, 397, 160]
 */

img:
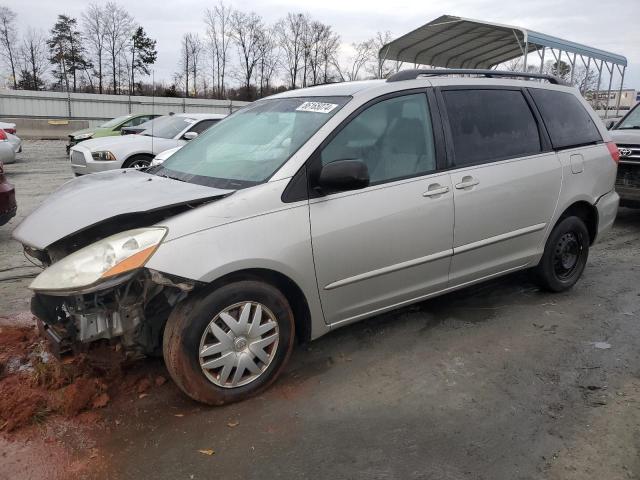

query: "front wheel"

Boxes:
[163, 280, 295, 405]
[534, 216, 590, 292]
[122, 155, 151, 170]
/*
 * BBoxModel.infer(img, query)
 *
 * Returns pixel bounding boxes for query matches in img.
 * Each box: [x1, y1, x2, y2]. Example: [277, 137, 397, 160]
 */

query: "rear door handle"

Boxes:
[455, 177, 479, 189]
[423, 184, 450, 197]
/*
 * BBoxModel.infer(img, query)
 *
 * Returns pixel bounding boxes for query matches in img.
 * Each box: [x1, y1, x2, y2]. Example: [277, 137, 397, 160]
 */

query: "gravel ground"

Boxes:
[1, 140, 639, 479]
[0, 140, 72, 316]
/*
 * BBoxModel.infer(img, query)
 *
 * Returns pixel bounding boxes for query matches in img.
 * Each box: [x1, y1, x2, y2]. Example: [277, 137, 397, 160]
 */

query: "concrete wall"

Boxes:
[0, 89, 249, 139]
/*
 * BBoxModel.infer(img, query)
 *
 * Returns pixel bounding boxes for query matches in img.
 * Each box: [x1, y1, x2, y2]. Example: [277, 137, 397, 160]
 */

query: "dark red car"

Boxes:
[0, 161, 16, 225]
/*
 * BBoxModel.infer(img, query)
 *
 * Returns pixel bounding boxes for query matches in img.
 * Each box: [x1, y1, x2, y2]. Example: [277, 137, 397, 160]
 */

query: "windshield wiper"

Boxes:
[618, 126, 640, 130]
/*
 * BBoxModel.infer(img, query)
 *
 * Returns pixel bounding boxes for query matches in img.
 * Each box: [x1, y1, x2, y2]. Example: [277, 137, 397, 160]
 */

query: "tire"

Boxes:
[163, 280, 295, 405]
[534, 216, 590, 292]
[122, 155, 152, 169]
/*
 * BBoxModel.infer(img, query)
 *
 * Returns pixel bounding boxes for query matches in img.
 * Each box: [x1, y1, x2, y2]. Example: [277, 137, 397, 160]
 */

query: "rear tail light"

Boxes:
[606, 142, 620, 164]
[0, 129, 6, 141]
[4, 128, 15, 135]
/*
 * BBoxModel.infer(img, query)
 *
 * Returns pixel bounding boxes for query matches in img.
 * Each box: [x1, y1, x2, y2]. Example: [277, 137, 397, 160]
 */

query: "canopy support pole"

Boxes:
[538, 46, 546, 74]
[604, 62, 614, 119]
[615, 65, 626, 117]
[594, 60, 603, 111]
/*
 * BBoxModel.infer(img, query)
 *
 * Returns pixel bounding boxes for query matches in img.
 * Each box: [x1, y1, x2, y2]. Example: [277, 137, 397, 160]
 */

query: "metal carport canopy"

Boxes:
[380, 14, 627, 69]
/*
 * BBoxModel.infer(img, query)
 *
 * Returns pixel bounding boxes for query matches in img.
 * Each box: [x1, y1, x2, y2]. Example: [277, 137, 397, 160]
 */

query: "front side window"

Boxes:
[617, 103, 640, 130]
[529, 88, 602, 149]
[151, 96, 349, 189]
[442, 89, 542, 166]
[321, 93, 436, 185]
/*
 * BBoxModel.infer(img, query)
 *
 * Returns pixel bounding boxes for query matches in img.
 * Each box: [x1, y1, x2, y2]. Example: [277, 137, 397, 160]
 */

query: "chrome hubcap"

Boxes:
[199, 301, 279, 388]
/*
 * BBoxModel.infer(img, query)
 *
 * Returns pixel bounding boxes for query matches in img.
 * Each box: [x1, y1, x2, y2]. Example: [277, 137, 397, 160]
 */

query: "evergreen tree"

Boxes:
[47, 14, 90, 92]
[130, 26, 156, 94]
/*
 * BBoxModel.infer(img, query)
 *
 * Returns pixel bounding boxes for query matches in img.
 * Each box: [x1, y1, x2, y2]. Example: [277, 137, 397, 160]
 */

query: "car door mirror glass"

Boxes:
[183, 131, 198, 140]
[317, 159, 369, 194]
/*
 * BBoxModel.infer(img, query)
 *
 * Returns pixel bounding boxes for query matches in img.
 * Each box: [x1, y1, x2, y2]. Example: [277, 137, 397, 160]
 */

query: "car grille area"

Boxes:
[71, 150, 86, 167]
[617, 144, 640, 163]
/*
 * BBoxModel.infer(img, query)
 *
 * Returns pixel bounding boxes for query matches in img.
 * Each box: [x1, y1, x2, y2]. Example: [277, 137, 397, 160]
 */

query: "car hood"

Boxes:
[13, 169, 233, 250]
[610, 130, 640, 144]
[70, 127, 96, 138]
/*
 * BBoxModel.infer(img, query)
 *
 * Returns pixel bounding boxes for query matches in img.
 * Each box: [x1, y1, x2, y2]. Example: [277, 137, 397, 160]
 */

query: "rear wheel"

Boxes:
[122, 155, 152, 169]
[535, 216, 590, 292]
[163, 280, 295, 405]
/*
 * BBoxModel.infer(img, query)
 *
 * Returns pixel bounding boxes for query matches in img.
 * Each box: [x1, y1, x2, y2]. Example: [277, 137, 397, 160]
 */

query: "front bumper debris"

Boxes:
[31, 270, 194, 357]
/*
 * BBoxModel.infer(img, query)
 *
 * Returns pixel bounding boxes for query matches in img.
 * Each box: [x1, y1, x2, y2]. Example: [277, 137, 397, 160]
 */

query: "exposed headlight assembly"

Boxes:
[30, 227, 167, 294]
[74, 132, 93, 140]
[91, 150, 117, 161]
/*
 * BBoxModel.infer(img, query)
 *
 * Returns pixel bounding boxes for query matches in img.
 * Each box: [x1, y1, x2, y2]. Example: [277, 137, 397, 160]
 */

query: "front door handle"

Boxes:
[423, 184, 450, 197]
[455, 176, 479, 190]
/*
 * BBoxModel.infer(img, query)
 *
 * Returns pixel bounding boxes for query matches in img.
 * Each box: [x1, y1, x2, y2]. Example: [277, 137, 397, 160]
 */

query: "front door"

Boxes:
[308, 92, 454, 325]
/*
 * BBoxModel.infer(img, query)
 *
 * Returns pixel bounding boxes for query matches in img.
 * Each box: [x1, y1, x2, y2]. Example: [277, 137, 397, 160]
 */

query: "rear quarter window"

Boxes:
[529, 89, 602, 149]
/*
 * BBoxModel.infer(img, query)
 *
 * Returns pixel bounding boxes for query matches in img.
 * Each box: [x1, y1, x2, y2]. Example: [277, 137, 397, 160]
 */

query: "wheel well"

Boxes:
[123, 153, 154, 168]
[558, 201, 598, 244]
[201, 268, 313, 344]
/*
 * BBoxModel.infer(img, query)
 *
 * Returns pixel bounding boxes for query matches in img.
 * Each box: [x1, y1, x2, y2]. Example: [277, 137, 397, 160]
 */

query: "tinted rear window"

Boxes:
[529, 89, 602, 149]
[442, 89, 542, 166]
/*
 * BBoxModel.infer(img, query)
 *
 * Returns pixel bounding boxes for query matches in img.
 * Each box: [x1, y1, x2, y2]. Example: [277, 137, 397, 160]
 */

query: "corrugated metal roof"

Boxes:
[381, 15, 627, 69]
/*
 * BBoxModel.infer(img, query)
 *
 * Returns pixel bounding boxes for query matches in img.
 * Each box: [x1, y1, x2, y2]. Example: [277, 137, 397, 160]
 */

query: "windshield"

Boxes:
[100, 115, 132, 128]
[150, 96, 349, 189]
[142, 115, 194, 139]
[617, 104, 640, 129]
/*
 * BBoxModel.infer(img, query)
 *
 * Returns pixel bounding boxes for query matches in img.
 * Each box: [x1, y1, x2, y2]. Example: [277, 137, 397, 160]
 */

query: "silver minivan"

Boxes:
[14, 70, 620, 404]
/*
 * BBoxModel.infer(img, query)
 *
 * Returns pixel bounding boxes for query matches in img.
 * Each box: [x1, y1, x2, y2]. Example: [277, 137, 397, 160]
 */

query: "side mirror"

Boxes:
[183, 131, 198, 140]
[317, 159, 369, 194]
[606, 120, 616, 130]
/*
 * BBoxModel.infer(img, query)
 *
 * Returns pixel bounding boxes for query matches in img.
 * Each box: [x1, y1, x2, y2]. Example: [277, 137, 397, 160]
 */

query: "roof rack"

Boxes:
[386, 69, 562, 85]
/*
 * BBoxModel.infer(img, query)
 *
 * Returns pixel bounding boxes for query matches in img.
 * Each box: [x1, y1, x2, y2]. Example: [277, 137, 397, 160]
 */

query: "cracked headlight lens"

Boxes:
[30, 227, 167, 292]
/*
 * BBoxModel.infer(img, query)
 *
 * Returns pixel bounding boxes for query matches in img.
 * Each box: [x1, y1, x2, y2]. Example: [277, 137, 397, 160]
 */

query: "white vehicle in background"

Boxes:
[0, 128, 22, 165]
[150, 145, 182, 167]
[69, 113, 226, 175]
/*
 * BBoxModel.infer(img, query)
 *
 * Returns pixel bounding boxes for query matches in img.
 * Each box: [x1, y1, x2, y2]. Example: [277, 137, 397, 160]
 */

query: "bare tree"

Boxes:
[0, 5, 18, 88]
[204, 1, 233, 98]
[103, 1, 134, 94]
[276, 13, 307, 89]
[178, 33, 201, 97]
[334, 40, 373, 82]
[319, 28, 340, 83]
[230, 10, 264, 99]
[178, 33, 192, 97]
[18, 28, 48, 90]
[188, 33, 202, 96]
[368, 31, 402, 79]
[82, 4, 106, 93]
[255, 26, 279, 97]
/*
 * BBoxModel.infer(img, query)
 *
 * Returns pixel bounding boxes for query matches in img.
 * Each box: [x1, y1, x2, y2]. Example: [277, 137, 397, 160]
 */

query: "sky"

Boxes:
[7, 0, 640, 89]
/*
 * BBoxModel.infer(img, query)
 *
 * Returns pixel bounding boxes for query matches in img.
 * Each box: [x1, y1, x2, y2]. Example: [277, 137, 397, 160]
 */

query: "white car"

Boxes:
[150, 145, 182, 167]
[69, 113, 226, 175]
[0, 129, 22, 165]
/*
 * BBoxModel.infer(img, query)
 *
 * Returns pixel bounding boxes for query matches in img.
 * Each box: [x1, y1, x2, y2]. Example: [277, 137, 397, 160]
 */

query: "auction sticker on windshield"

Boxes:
[296, 102, 339, 114]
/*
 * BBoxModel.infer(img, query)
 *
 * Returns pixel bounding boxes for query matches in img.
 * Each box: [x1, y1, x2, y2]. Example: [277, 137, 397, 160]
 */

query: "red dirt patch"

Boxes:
[0, 317, 169, 434]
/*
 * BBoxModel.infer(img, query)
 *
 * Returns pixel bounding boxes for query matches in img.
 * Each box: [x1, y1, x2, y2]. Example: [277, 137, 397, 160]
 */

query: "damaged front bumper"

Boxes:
[31, 269, 194, 358]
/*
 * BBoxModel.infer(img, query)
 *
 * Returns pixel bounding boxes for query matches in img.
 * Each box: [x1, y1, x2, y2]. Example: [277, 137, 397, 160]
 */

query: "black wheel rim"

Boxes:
[130, 160, 149, 169]
[553, 232, 582, 280]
